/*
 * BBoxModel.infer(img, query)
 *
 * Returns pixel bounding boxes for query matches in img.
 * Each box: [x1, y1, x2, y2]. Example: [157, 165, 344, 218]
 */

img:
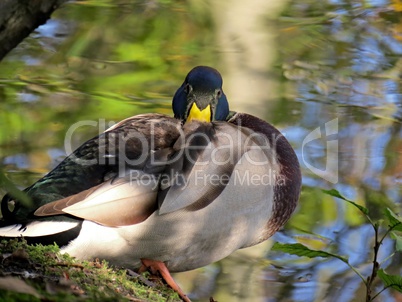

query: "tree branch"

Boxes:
[0, 0, 68, 61]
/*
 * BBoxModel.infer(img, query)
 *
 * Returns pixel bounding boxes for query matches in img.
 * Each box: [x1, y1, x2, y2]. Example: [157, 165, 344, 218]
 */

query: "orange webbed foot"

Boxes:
[139, 258, 191, 302]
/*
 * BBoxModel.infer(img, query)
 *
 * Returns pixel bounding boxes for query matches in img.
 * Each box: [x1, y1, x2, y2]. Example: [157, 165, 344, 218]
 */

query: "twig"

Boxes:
[52, 262, 85, 269]
[366, 223, 380, 302]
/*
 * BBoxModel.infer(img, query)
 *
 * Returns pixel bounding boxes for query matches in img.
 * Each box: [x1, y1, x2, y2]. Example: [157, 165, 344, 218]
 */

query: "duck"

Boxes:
[0, 66, 301, 301]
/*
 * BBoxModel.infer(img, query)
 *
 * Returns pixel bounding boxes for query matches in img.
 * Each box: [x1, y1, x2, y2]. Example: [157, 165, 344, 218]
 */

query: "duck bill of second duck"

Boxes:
[0, 66, 301, 302]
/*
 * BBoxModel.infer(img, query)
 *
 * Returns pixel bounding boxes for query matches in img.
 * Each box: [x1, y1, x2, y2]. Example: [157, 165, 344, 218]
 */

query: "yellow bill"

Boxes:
[186, 103, 211, 123]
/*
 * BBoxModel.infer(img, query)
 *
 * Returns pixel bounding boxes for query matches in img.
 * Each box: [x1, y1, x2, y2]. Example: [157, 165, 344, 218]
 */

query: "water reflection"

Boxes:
[1, 0, 402, 301]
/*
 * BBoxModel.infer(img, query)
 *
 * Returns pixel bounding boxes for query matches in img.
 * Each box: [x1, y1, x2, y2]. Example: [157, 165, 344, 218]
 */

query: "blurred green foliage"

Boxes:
[0, 0, 219, 163]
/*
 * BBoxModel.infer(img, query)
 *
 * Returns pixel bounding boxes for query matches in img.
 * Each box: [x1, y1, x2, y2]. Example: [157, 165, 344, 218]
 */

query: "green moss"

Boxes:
[0, 290, 41, 302]
[0, 238, 181, 301]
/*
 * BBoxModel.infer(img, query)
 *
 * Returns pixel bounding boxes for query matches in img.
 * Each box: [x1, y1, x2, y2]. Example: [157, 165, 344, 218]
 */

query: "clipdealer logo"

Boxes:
[62, 117, 339, 184]
[128, 168, 282, 190]
[302, 118, 338, 184]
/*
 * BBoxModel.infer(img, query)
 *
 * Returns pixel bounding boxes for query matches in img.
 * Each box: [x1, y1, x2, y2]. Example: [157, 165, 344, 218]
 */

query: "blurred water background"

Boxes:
[0, 0, 401, 301]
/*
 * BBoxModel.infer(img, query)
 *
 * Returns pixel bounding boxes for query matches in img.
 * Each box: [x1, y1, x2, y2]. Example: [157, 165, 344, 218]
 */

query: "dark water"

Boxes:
[0, 0, 401, 301]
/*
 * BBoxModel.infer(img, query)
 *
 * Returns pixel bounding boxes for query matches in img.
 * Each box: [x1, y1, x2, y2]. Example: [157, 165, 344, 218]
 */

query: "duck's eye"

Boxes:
[184, 84, 192, 94]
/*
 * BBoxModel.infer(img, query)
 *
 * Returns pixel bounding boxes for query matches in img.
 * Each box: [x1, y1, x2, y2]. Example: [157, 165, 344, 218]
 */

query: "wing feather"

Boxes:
[158, 122, 260, 214]
[35, 172, 158, 227]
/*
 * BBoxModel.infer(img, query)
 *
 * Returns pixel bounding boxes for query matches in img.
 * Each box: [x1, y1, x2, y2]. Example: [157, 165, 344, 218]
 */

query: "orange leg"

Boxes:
[139, 258, 191, 302]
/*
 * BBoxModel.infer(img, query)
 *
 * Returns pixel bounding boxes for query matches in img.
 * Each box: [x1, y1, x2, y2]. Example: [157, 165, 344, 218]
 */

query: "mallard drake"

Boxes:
[0, 66, 301, 301]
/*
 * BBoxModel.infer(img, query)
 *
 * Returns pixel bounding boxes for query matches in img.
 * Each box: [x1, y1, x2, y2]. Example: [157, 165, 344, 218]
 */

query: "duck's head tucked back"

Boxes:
[172, 66, 229, 123]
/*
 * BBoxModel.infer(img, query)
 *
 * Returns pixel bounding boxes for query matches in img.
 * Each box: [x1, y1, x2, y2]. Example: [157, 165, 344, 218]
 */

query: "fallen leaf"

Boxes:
[0, 276, 41, 298]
